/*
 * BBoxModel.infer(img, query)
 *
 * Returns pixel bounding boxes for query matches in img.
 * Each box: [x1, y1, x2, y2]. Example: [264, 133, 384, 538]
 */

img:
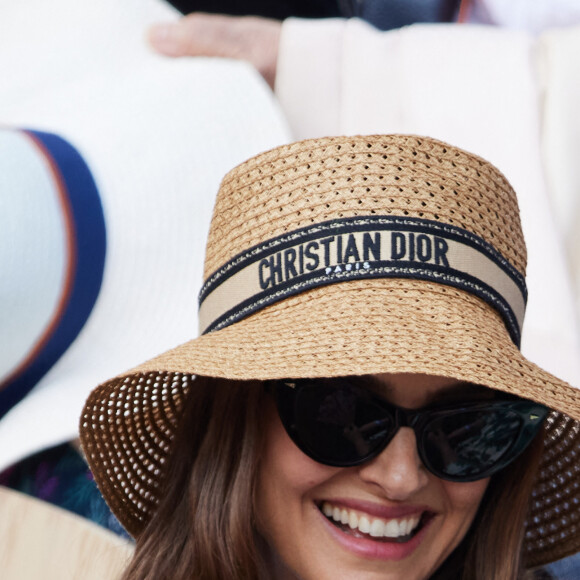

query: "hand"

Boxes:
[148, 13, 282, 89]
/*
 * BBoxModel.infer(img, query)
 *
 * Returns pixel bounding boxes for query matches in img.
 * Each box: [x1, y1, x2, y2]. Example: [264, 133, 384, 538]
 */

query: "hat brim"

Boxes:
[81, 278, 580, 564]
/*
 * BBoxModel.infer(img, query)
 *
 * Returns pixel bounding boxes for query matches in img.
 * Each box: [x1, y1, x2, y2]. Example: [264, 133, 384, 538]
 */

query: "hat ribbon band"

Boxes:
[198, 216, 527, 346]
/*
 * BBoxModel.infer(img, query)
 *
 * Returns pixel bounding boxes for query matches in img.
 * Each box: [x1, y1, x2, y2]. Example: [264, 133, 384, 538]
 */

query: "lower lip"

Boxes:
[318, 508, 433, 561]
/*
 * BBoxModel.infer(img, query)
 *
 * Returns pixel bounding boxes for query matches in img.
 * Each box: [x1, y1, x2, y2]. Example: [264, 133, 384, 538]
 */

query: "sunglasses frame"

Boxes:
[271, 378, 549, 482]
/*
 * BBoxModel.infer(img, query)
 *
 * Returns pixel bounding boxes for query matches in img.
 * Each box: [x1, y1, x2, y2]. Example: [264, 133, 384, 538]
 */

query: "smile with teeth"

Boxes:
[321, 502, 423, 542]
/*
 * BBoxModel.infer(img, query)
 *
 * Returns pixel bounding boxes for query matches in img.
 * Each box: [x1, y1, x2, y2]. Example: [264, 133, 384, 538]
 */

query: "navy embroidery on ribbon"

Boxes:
[198, 216, 527, 346]
[0, 130, 106, 418]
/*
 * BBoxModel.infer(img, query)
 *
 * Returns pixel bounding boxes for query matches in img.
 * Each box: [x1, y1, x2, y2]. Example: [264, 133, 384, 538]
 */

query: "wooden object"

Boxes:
[0, 486, 133, 579]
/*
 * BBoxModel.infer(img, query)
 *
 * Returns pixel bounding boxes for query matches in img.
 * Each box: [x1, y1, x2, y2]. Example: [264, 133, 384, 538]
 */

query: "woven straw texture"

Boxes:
[80, 135, 580, 566]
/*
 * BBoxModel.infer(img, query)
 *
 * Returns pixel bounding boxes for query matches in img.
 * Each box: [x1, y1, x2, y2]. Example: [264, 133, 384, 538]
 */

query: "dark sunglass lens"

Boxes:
[423, 409, 523, 479]
[294, 385, 394, 465]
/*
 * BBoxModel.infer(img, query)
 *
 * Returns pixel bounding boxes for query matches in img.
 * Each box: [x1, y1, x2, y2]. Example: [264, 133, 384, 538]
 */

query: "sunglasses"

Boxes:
[272, 378, 549, 482]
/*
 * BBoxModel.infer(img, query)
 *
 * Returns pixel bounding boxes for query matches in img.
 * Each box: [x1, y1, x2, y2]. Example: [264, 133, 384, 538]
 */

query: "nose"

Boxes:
[357, 427, 429, 500]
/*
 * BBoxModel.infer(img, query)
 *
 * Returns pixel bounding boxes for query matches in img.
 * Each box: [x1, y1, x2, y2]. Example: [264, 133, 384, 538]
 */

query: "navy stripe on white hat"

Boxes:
[0, 130, 106, 418]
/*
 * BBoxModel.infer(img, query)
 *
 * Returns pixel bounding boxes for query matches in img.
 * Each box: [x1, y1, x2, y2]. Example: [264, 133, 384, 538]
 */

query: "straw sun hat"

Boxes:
[81, 134, 580, 566]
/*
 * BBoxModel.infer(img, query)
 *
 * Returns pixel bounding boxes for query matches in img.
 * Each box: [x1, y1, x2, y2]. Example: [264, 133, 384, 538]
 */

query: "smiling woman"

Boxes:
[258, 375, 506, 579]
[80, 135, 580, 579]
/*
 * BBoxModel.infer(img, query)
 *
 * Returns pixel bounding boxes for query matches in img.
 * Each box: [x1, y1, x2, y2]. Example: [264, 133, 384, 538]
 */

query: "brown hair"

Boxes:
[120, 376, 268, 580]
[121, 377, 545, 580]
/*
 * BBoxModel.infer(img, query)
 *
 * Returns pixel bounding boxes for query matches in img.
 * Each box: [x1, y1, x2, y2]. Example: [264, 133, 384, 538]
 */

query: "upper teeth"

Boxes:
[321, 502, 421, 539]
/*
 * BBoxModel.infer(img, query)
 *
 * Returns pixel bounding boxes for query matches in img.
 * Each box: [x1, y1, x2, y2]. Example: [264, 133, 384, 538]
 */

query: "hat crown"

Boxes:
[203, 135, 526, 282]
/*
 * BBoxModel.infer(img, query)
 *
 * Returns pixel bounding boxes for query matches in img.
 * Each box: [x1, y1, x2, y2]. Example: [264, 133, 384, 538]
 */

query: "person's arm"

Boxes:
[148, 12, 281, 89]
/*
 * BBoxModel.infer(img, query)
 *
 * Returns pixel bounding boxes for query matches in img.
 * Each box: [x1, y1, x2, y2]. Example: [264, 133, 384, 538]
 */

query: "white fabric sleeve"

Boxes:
[537, 25, 580, 319]
[276, 17, 347, 140]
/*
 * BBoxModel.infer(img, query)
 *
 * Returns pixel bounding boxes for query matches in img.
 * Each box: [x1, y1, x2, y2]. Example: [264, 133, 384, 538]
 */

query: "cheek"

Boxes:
[441, 478, 490, 523]
[255, 401, 337, 535]
[255, 403, 339, 578]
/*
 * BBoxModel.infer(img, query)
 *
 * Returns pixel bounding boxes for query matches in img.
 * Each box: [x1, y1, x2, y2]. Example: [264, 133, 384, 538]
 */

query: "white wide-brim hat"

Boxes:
[0, 0, 290, 470]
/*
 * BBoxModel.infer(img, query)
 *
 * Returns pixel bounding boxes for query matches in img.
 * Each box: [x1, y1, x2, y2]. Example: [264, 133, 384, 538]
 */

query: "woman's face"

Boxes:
[255, 373, 490, 580]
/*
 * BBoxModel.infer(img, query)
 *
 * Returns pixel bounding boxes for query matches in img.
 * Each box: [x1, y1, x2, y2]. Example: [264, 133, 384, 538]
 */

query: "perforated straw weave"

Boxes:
[80, 135, 580, 566]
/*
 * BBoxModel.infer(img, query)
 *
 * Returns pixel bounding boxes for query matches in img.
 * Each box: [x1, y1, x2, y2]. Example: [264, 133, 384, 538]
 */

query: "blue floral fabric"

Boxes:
[0, 442, 130, 540]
